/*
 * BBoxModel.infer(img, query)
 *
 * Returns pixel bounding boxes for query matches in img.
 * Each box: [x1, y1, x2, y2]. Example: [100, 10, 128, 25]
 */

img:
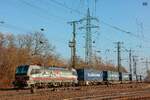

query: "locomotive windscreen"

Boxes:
[16, 65, 29, 75]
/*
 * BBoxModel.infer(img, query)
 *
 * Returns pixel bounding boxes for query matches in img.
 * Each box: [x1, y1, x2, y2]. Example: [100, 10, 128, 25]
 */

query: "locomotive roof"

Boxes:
[48, 67, 67, 70]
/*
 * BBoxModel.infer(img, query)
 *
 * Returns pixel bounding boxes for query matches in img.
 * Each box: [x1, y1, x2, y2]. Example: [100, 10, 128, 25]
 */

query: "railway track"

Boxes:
[64, 88, 150, 100]
[0, 83, 144, 97]
[0, 83, 149, 100]
[0, 86, 81, 97]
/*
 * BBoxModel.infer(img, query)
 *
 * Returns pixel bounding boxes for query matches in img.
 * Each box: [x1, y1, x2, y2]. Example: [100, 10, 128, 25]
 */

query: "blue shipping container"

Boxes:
[108, 71, 119, 81]
[132, 75, 137, 81]
[77, 68, 103, 82]
[103, 71, 119, 81]
[121, 72, 130, 81]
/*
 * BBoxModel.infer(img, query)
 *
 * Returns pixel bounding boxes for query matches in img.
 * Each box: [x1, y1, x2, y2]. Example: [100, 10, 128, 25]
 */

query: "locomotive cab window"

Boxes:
[16, 65, 29, 75]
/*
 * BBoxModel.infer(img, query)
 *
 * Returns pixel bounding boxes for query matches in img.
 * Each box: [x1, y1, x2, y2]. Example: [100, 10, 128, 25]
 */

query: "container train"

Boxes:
[13, 65, 143, 88]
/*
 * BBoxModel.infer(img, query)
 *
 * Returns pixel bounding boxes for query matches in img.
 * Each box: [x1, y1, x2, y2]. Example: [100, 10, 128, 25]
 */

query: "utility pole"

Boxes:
[132, 55, 138, 81]
[79, 8, 99, 65]
[68, 21, 78, 69]
[115, 42, 123, 81]
[116, 42, 123, 72]
[129, 49, 133, 81]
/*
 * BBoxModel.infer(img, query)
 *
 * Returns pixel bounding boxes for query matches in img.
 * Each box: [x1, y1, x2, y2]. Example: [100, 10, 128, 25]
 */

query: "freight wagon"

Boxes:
[103, 71, 120, 84]
[137, 75, 143, 82]
[76, 68, 103, 85]
[132, 74, 136, 81]
[121, 72, 130, 83]
[132, 74, 143, 82]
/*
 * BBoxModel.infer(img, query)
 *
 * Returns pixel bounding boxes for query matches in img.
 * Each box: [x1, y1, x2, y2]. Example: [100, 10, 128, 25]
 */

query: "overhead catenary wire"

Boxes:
[18, 0, 67, 23]
[100, 20, 150, 42]
[17, 0, 150, 47]
[50, 0, 85, 16]
[3, 0, 150, 46]
[94, 0, 98, 17]
[0, 21, 31, 33]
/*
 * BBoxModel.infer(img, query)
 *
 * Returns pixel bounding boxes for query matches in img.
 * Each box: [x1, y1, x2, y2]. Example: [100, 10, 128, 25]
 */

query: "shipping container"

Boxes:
[137, 75, 143, 82]
[108, 71, 119, 81]
[132, 74, 137, 81]
[103, 71, 119, 82]
[131, 74, 143, 82]
[76, 68, 103, 85]
[121, 72, 130, 81]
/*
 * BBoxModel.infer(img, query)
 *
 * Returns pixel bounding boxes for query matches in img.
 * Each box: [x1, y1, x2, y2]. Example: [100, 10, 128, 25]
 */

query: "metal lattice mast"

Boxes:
[79, 8, 99, 65]
[86, 8, 92, 65]
[142, 58, 150, 76]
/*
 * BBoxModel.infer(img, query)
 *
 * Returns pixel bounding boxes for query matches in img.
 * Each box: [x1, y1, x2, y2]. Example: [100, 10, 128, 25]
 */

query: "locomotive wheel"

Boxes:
[30, 85, 37, 94]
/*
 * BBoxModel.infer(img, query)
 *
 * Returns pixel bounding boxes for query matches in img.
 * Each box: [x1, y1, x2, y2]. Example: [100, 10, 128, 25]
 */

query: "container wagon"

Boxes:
[136, 75, 143, 82]
[76, 68, 103, 85]
[121, 72, 130, 83]
[103, 71, 120, 84]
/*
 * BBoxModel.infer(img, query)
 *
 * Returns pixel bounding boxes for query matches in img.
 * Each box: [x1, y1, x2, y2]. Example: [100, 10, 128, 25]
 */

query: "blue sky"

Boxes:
[0, 0, 150, 75]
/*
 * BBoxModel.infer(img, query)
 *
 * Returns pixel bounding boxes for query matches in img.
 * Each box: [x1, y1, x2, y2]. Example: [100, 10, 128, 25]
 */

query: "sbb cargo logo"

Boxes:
[87, 73, 101, 77]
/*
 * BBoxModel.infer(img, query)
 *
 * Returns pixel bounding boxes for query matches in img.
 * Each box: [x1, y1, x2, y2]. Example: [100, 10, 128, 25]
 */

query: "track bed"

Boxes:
[0, 83, 150, 100]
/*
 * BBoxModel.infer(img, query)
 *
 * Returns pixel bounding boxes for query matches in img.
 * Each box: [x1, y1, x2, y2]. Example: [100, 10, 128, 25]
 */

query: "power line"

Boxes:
[100, 20, 150, 42]
[87, 0, 90, 9]
[50, 0, 85, 15]
[19, 0, 66, 23]
[94, 0, 98, 17]
[20, 0, 149, 43]
[0, 21, 30, 33]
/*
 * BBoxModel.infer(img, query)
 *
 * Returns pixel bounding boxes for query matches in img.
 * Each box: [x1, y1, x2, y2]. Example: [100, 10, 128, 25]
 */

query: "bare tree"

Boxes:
[0, 33, 5, 47]
[5, 34, 16, 48]
[30, 32, 55, 56]
[17, 32, 55, 56]
[17, 34, 31, 49]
